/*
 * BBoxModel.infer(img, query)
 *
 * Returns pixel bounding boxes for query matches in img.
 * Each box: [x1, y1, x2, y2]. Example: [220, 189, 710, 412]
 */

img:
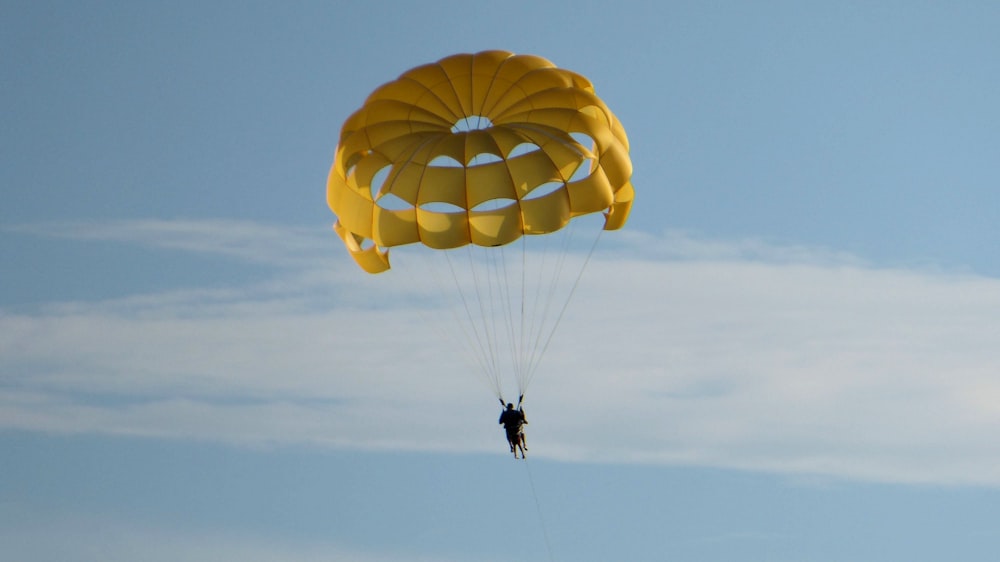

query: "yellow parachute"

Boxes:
[327, 50, 633, 401]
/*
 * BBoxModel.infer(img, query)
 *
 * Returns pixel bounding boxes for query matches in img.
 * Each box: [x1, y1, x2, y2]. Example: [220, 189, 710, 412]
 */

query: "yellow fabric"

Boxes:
[327, 50, 634, 272]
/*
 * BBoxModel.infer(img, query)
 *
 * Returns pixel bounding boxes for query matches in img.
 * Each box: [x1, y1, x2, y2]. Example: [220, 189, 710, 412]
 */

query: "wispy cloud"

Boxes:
[3, 219, 1000, 486]
[6, 219, 332, 268]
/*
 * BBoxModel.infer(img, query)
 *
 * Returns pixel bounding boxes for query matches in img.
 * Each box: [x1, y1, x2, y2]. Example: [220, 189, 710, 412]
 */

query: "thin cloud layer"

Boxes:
[6, 219, 332, 268]
[2, 219, 999, 485]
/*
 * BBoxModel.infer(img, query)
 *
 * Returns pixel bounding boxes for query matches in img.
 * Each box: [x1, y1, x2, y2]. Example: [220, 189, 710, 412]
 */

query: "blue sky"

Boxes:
[3, 1, 1000, 561]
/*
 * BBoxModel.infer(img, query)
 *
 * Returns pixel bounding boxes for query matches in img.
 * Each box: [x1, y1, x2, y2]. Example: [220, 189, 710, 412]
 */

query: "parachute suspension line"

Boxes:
[449, 255, 503, 398]
[520, 231, 555, 392]
[493, 240, 525, 399]
[518, 234, 529, 397]
[523, 226, 605, 391]
[484, 243, 506, 386]
[523, 459, 557, 562]
[512, 230, 556, 398]
[518, 222, 574, 389]
[393, 248, 503, 401]
[465, 240, 518, 402]
[443, 249, 504, 400]
[477, 242, 507, 398]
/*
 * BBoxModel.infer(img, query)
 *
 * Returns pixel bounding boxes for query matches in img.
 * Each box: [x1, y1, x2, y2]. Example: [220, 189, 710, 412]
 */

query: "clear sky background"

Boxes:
[3, 2, 1000, 561]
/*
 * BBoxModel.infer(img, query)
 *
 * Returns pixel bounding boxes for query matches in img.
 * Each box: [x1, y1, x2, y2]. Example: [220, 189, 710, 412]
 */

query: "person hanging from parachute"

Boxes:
[326, 50, 633, 459]
[498, 398, 528, 459]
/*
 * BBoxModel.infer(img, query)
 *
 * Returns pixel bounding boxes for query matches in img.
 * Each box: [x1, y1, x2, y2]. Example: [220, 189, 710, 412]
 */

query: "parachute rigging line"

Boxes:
[444, 248, 504, 399]
[441, 221, 601, 402]
[522, 226, 605, 391]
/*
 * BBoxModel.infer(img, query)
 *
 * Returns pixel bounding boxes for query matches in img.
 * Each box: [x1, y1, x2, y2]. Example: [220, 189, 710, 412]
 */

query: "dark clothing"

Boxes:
[499, 408, 527, 438]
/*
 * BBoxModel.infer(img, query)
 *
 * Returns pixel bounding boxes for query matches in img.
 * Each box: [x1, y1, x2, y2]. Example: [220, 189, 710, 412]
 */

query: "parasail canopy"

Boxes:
[327, 50, 634, 274]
